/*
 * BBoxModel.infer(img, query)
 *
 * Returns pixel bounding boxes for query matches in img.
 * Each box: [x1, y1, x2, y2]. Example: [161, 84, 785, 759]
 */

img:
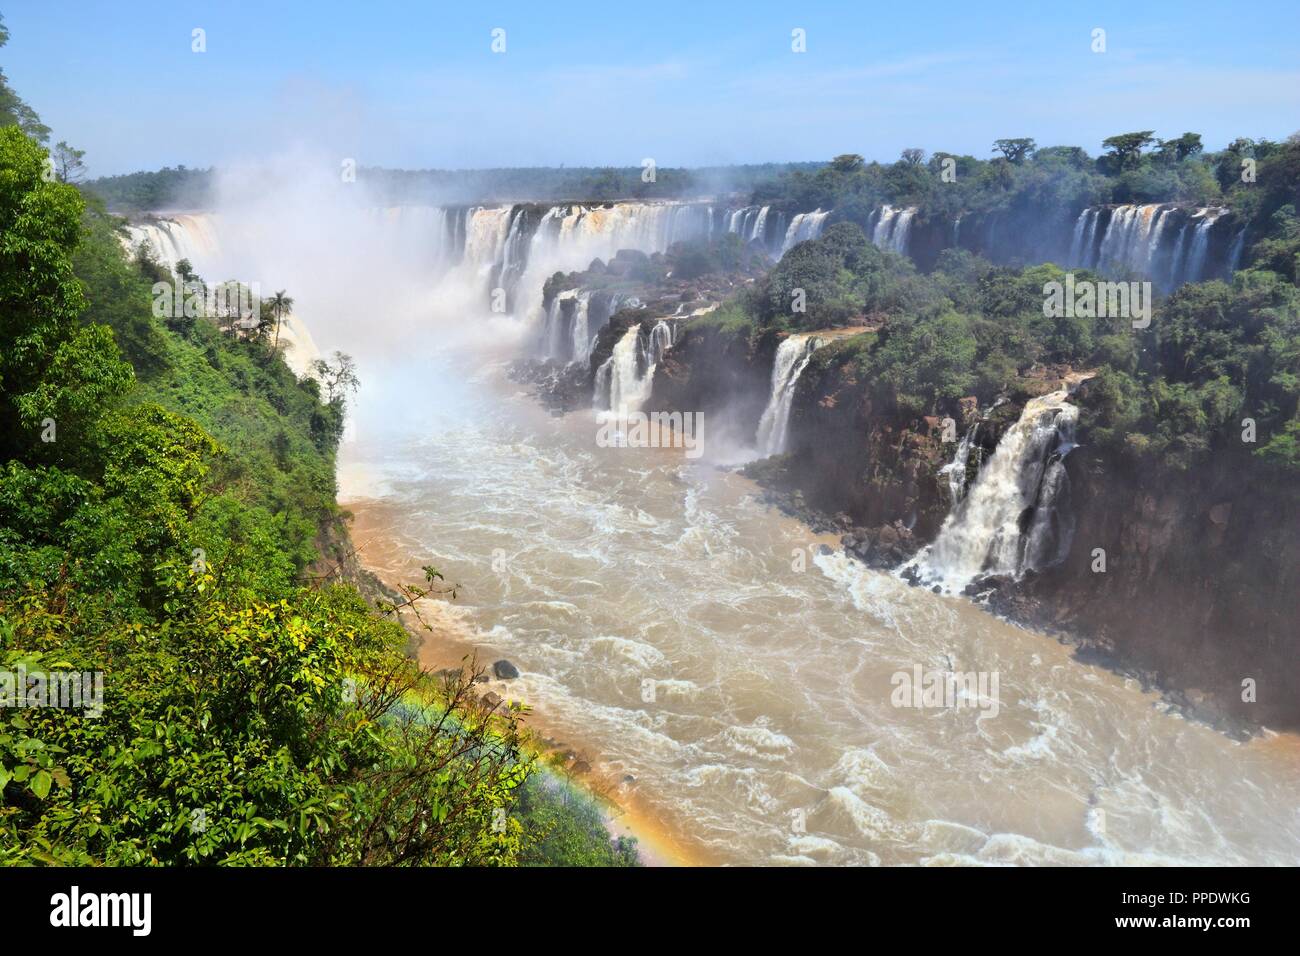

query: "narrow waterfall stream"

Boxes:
[782, 209, 832, 252]
[755, 334, 821, 456]
[594, 320, 674, 414]
[906, 388, 1079, 593]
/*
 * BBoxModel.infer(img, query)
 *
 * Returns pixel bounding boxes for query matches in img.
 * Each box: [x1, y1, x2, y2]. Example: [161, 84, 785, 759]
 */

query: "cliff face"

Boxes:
[780, 350, 949, 543]
[992, 429, 1300, 731]
[791, 360, 1300, 730]
[650, 321, 773, 435]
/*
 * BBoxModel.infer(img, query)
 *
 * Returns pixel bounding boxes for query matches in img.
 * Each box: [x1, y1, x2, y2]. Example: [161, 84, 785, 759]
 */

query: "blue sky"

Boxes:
[3, 0, 1299, 176]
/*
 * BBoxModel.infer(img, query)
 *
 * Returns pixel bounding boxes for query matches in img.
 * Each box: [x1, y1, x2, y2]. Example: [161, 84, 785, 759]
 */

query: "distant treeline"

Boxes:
[85, 162, 826, 212]
[753, 133, 1300, 227]
[83, 165, 215, 212]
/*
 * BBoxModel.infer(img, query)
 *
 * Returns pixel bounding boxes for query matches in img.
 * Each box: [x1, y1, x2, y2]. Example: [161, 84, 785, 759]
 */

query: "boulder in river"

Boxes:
[493, 659, 520, 679]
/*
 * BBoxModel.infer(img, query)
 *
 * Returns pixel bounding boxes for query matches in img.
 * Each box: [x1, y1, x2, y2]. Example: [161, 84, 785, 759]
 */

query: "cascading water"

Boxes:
[569, 292, 593, 363]
[781, 209, 831, 253]
[1182, 208, 1225, 286]
[939, 423, 980, 504]
[593, 320, 674, 414]
[725, 204, 785, 251]
[755, 334, 821, 457]
[541, 289, 637, 364]
[1067, 209, 1093, 266]
[906, 388, 1079, 593]
[540, 289, 580, 360]
[454, 205, 515, 301]
[1227, 227, 1248, 274]
[122, 214, 222, 271]
[155, 177, 1299, 867]
[869, 205, 916, 254]
[1068, 203, 1233, 291]
[127, 199, 825, 358]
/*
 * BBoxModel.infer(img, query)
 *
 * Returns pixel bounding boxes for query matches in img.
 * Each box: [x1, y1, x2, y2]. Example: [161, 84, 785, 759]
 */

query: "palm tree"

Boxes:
[268, 290, 294, 350]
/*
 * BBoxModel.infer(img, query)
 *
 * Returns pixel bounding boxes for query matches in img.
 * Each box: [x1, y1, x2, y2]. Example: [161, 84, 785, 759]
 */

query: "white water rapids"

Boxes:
[137, 206, 1300, 866]
[340, 352, 1300, 866]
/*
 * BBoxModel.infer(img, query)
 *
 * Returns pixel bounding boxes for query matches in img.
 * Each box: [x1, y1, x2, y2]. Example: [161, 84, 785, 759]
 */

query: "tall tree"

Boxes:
[310, 351, 360, 406]
[1102, 131, 1157, 168]
[1157, 132, 1204, 163]
[51, 140, 86, 183]
[992, 138, 1037, 163]
[830, 153, 865, 173]
[268, 289, 295, 350]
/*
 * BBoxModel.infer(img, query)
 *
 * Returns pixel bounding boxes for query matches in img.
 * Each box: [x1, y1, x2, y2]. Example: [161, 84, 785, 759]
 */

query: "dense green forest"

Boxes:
[696, 131, 1300, 475]
[0, 16, 636, 866]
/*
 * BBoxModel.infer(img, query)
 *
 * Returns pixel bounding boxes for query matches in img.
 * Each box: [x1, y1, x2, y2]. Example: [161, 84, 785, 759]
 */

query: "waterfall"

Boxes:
[781, 209, 831, 253]
[1095, 205, 1146, 274]
[1227, 227, 1248, 274]
[755, 334, 821, 456]
[541, 289, 636, 364]
[1182, 208, 1225, 285]
[905, 388, 1079, 592]
[122, 214, 222, 272]
[1068, 203, 1233, 291]
[870, 205, 916, 254]
[646, 318, 673, 365]
[1067, 209, 1091, 266]
[569, 292, 593, 364]
[126, 199, 824, 365]
[939, 423, 981, 504]
[454, 205, 515, 302]
[492, 206, 534, 304]
[1080, 208, 1102, 268]
[594, 320, 674, 414]
[1144, 206, 1174, 274]
[1167, 221, 1190, 286]
[726, 205, 777, 248]
[540, 289, 579, 360]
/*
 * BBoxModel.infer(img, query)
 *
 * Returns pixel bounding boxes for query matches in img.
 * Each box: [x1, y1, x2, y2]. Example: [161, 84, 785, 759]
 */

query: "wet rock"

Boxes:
[493, 659, 520, 680]
[481, 691, 503, 708]
[507, 358, 591, 414]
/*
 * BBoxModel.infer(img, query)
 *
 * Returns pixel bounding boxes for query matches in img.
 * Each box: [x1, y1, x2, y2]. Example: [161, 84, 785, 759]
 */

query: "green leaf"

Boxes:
[31, 769, 52, 799]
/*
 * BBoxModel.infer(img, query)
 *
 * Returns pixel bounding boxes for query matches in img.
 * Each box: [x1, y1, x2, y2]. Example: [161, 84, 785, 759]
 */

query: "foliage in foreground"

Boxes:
[0, 119, 636, 866]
